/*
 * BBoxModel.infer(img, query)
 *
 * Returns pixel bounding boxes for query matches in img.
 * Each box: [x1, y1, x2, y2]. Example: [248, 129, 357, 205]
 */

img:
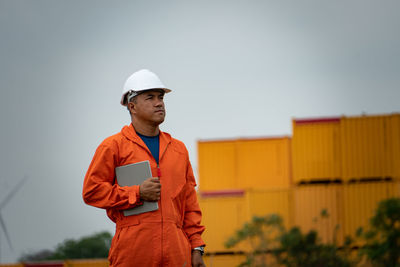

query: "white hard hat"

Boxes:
[121, 69, 172, 106]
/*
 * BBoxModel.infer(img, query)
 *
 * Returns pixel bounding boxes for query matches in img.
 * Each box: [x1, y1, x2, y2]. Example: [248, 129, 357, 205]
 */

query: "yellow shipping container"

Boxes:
[293, 185, 343, 244]
[236, 137, 291, 189]
[342, 181, 400, 243]
[198, 137, 291, 191]
[65, 259, 109, 267]
[0, 264, 24, 267]
[198, 194, 249, 252]
[292, 117, 342, 183]
[245, 189, 292, 229]
[204, 253, 280, 267]
[199, 189, 291, 254]
[198, 140, 238, 190]
[341, 115, 389, 181]
[387, 114, 400, 179]
[203, 254, 246, 267]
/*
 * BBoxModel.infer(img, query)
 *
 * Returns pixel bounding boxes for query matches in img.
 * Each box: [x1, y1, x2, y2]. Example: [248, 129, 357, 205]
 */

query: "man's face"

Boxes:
[129, 89, 166, 125]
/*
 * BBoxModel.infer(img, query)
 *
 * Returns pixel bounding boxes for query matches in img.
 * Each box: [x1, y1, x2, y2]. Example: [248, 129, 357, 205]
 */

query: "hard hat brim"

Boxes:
[120, 88, 172, 106]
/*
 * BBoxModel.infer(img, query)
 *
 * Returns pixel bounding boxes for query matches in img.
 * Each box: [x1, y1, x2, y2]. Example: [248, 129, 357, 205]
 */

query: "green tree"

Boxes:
[357, 198, 400, 267]
[49, 231, 112, 259]
[19, 249, 54, 261]
[19, 231, 112, 261]
[225, 214, 284, 267]
[226, 212, 352, 267]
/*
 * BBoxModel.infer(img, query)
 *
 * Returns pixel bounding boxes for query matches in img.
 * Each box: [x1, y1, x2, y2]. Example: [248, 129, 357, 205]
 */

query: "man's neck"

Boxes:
[131, 120, 160, 137]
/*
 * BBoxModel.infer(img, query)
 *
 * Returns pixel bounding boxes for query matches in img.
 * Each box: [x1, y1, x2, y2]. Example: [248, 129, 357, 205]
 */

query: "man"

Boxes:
[83, 69, 206, 267]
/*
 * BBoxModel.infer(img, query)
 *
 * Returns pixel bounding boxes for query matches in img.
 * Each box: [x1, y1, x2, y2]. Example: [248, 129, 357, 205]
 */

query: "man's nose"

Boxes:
[154, 99, 164, 107]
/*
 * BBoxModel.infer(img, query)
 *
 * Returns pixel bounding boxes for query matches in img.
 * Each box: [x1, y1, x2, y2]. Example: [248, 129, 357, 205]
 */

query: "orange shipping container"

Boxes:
[292, 185, 343, 245]
[341, 115, 389, 181]
[292, 118, 342, 183]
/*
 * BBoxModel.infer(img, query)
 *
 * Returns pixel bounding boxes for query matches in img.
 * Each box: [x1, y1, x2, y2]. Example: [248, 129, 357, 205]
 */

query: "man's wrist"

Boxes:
[192, 246, 205, 255]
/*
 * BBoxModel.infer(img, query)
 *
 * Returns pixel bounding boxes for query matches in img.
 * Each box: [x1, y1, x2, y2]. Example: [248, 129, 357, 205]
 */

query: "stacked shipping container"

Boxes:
[341, 115, 390, 180]
[292, 117, 342, 183]
[387, 114, 400, 179]
[292, 114, 400, 183]
[290, 114, 400, 245]
[198, 136, 293, 259]
[198, 137, 292, 190]
[198, 113, 400, 264]
[197, 136, 293, 267]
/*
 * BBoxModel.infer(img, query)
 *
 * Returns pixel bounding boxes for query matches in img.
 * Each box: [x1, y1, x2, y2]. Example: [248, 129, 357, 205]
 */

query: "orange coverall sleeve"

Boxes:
[183, 161, 206, 249]
[82, 142, 142, 210]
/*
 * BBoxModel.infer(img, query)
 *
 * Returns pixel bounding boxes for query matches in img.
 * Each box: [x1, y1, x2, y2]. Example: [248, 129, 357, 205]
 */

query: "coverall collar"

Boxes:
[121, 124, 172, 161]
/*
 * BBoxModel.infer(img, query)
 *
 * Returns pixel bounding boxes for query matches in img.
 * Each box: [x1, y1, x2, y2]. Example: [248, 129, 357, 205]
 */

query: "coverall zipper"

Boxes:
[157, 142, 169, 266]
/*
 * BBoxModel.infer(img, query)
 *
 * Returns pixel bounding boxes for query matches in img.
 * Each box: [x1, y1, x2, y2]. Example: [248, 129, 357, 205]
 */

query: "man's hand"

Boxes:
[191, 250, 206, 267]
[139, 177, 161, 201]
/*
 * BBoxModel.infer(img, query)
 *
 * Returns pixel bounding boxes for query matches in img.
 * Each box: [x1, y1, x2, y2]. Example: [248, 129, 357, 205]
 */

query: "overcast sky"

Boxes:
[0, 0, 399, 263]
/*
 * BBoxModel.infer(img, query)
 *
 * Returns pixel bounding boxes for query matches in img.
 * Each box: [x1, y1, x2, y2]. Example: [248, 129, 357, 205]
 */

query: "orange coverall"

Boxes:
[83, 124, 205, 267]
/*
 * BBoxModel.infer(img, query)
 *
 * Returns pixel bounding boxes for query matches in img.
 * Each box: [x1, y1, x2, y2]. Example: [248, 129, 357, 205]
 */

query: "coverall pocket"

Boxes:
[109, 222, 140, 266]
[108, 228, 122, 264]
[177, 224, 191, 250]
[170, 224, 191, 266]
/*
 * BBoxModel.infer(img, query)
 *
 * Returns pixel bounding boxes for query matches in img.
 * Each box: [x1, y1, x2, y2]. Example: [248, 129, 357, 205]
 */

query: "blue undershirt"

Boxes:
[137, 133, 160, 164]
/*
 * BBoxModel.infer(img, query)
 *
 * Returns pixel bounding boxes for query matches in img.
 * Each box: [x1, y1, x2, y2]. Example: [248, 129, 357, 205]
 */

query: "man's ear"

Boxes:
[128, 102, 135, 114]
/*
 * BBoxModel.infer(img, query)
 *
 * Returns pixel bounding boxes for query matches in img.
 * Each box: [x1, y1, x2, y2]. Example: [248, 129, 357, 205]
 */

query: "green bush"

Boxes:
[357, 198, 400, 267]
[274, 226, 351, 267]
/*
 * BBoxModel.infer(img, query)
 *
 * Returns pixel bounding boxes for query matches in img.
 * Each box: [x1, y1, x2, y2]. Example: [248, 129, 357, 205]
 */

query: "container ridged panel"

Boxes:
[292, 120, 341, 183]
[198, 141, 237, 190]
[24, 263, 65, 267]
[341, 116, 388, 180]
[198, 195, 249, 252]
[203, 254, 246, 267]
[246, 189, 292, 229]
[65, 260, 109, 267]
[387, 114, 400, 179]
[236, 138, 291, 189]
[293, 185, 343, 244]
[204, 254, 277, 266]
[343, 181, 400, 244]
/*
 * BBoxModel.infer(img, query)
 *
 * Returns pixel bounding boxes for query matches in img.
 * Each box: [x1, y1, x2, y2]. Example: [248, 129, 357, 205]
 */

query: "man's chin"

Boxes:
[153, 117, 165, 125]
